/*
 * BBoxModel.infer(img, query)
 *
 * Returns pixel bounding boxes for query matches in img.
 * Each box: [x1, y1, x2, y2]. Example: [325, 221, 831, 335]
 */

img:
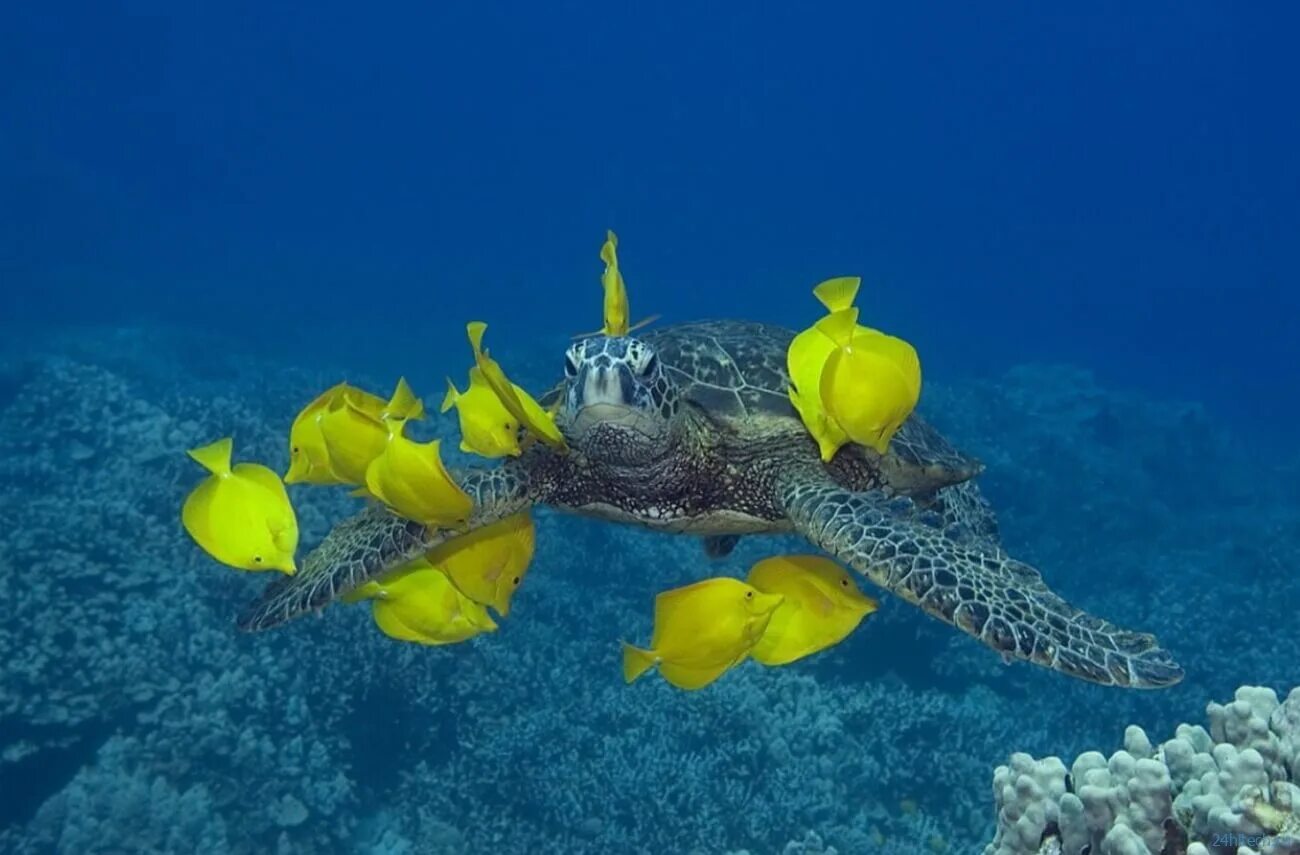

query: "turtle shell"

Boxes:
[641, 320, 978, 484]
[639, 320, 798, 423]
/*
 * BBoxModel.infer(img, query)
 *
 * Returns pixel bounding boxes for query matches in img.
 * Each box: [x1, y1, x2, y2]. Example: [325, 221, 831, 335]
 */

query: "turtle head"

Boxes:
[559, 334, 679, 462]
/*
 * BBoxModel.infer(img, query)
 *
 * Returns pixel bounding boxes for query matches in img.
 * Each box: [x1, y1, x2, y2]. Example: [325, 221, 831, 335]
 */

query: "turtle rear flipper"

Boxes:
[780, 480, 1183, 688]
[237, 466, 536, 631]
[702, 534, 741, 558]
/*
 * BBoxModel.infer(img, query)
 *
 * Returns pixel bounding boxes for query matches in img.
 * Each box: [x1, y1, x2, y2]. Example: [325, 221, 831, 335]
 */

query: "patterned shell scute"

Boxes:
[641, 321, 799, 423]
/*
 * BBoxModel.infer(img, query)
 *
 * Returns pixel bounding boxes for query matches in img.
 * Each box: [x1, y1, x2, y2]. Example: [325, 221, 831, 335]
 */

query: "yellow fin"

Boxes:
[441, 377, 460, 414]
[384, 377, 424, 421]
[622, 643, 658, 683]
[812, 276, 862, 312]
[341, 581, 383, 604]
[467, 321, 487, 359]
[187, 437, 234, 477]
[814, 307, 861, 348]
[658, 659, 734, 691]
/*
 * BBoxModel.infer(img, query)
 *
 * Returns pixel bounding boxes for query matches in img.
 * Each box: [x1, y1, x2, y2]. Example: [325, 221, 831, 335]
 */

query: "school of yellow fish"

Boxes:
[179, 232, 920, 688]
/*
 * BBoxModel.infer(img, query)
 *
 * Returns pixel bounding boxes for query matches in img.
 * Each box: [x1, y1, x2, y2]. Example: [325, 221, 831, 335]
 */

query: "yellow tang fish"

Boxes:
[441, 367, 522, 459]
[343, 558, 498, 645]
[816, 307, 921, 455]
[364, 385, 473, 528]
[600, 229, 630, 337]
[622, 577, 784, 690]
[182, 437, 298, 574]
[427, 512, 535, 616]
[285, 382, 386, 484]
[318, 378, 425, 485]
[787, 326, 850, 462]
[465, 321, 567, 450]
[787, 276, 882, 462]
[746, 555, 878, 666]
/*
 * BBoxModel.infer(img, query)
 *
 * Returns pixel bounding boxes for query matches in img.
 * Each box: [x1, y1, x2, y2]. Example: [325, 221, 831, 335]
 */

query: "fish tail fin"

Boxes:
[621, 643, 658, 684]
[440, 377, 460, 413]
[385, 377, 424, 421]
[814, 307, 861, 347]
[812, 276, 862, 312]
[600, 229, 618, 265]
[339, 581, 381, 605]
[187, 437, 234, 477]
[466, 321, 488, 359]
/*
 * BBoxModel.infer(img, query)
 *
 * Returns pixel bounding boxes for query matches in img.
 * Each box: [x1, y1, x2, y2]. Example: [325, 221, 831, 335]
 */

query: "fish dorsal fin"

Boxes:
[466, 321, 488, 360]
[440, 377, 460, 414]
[812, 276, 862, 313]
[814, 307, 861, 347]
[188, 437, 234, 477]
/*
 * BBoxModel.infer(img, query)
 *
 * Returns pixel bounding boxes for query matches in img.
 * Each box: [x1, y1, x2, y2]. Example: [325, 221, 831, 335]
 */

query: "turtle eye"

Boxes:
[564, 353, 579, 378]
[639, 354, 659, 376]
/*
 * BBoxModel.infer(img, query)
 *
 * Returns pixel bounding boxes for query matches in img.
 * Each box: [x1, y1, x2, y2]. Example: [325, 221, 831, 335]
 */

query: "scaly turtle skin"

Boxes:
[239, 321, 1182, 688]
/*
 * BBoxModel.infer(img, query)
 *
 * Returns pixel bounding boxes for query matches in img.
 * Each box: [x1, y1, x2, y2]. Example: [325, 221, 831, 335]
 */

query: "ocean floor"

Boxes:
[0, 324, 1297, 854]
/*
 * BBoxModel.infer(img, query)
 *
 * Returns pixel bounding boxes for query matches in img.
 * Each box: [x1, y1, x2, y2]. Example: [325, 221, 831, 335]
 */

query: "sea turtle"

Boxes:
[239, 321, 1182, 688]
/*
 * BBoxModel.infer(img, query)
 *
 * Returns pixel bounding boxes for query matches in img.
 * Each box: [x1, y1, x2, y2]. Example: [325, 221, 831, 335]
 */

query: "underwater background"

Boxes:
[2, 3, 1298, 853]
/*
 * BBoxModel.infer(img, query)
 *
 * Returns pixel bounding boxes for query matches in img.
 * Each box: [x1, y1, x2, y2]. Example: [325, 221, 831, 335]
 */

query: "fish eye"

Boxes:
[254, 556, 263, 564]
[744, 591, 753, 599]
[841, 578, 849, 587]
[292, 445, 300, 453]
[512, 576, 520, 585]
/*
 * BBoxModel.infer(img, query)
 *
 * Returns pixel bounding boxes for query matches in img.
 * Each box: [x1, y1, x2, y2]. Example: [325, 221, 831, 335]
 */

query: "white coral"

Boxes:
[985, 684, 1300, 855]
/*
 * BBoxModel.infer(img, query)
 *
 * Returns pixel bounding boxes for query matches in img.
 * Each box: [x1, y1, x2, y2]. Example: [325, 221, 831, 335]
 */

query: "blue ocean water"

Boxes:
[2, 3, 1298, 853]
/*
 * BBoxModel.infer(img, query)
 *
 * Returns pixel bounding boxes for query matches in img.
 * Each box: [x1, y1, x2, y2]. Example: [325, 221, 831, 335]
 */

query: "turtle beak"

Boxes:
[566, 365, 667, 449]
[575, 362, 635, 409]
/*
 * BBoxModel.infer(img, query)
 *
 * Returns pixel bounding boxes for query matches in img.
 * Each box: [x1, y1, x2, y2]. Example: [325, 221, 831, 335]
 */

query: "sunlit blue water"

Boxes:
[2, 4, 1297, 853]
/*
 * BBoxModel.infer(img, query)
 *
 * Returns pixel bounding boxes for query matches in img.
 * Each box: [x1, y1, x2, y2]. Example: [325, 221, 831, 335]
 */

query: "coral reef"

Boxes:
[0, 325, 1297, 853]
[986, 685, 1300, 855]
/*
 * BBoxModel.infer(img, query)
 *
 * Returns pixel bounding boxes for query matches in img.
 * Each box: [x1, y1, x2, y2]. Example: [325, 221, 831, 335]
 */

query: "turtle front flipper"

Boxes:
[779, 481, 1184, 688]
[237, 465, 536, 631]
[920, 479, 1002, 545]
